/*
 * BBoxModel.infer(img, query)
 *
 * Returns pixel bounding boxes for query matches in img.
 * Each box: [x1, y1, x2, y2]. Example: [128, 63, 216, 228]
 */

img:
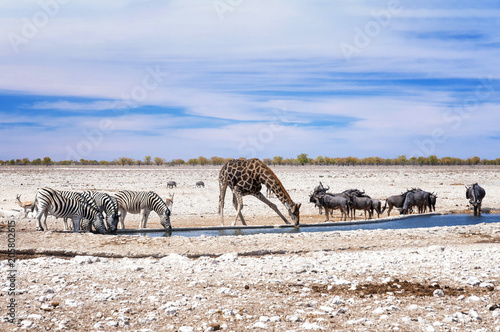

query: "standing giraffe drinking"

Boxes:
[218, 158, 301, 227]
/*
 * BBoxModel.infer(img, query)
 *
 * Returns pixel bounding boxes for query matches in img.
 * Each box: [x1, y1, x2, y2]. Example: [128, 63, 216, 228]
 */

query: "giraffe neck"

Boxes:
[260, 164, 294, 207]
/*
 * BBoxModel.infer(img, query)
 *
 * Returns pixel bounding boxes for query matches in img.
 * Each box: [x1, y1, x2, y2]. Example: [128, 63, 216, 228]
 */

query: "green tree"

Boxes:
[209, 156, 225, 165]
[396, 155, 408, 165]
[272, 156, 283, 165]
[170, 158, 185, 165]
[314, 156, 325, 165]
[297, 153, 310, 165]
[428, 155, 439, 165]
[144, 156, 152, 165]
[154, 157, 165, 166]
[198, 156, 208, 165]
[187, 158, 199, 166]
[32, 158, 42, 165]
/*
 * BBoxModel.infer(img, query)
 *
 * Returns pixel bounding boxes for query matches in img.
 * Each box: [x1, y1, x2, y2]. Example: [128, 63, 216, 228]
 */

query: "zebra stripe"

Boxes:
[81, 191, 120, 233]
[33, 188, 106, 234]
[114, 190, 171, 230]
[53, 190, 101, 231]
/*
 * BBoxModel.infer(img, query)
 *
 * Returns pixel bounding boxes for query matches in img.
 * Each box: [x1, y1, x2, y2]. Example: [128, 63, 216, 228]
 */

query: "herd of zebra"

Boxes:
[28, 188, 172, 234]
[309, 182, 438, 222]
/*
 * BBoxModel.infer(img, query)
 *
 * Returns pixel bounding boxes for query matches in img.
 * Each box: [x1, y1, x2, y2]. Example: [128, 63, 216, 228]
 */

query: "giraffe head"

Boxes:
[286, 202, 301, 226]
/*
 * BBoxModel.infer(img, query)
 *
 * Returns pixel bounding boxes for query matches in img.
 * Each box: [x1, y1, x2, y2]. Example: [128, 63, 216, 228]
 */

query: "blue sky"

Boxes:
[1, 0, 500, 161]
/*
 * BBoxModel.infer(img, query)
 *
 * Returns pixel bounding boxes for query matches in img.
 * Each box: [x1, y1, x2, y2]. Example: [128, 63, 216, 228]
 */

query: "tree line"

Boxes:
[2, 154, 500, 166]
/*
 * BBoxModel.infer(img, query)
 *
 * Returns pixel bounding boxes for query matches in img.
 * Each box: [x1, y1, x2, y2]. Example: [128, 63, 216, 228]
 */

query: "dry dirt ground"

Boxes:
[0, 165, 499, 331]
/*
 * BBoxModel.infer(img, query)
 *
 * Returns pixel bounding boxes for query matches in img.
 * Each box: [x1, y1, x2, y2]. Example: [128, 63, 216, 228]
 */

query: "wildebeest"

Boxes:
[427, 193, 437, 212]
[466, 183, 486, 216]
[196, 181, 205, 188]
[346, 193, 372, 219]
[400, 191, 416, 215]
[386, 193, 406, 216]
[167, 181, 177, 189]
[410, 189, 432, 214]
[370, 199, 387, 218]
[311, 193, 350, 221]
[400, 189, 432, 215]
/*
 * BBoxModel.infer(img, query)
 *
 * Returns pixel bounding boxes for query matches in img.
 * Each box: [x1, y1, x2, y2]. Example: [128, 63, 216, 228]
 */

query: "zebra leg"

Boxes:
[119, 209, 127, 229]
[139, 210, 151, 229]
[73, 216, 81, 233]
[42, 211, 49, 231]
[35, 207, 45, 231]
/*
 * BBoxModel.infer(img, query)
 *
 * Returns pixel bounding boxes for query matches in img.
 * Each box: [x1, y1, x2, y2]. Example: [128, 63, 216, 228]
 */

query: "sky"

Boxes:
[1, 0, 500, 161]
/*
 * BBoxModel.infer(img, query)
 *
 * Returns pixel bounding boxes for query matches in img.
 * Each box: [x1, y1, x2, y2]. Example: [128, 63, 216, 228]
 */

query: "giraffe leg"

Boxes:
[232, 193, 246, 226]
[252, 192, 291, 225]
[218, 180, 228, 226]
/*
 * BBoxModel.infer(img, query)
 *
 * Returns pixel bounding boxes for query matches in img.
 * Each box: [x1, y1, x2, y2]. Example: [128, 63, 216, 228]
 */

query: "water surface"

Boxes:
[123, 214, 500, 238]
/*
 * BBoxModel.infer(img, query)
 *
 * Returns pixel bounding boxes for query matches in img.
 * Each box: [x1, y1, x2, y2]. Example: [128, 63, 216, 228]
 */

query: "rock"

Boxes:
[433, 289, 445, 297]
[286, 315, 302, 322]
[179, 327, 195, 332]
[22, 320, 33, 328]
[64, 299, 79, 307]
[93, 322, 104, 329]
[465, 277, 481, 286]
[252, 321, 268, 329]
[469, 309, 482, 321]
[259, 316, 270, 322]
[479, 282, 495, 291]
[302, 322, 324, 330]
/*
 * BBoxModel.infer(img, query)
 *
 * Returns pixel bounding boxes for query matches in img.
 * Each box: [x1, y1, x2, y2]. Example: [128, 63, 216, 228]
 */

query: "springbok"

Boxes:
[16, 194, 33, 218]
[166, 193, 174, 211]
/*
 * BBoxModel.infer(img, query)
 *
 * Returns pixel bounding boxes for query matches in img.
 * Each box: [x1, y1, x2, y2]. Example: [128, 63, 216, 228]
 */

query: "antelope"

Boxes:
[16, 194, 33, 218]
[166, 193, 174, 211]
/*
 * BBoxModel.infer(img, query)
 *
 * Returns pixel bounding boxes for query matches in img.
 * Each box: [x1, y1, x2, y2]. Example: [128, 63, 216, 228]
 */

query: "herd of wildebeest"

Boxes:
[308, 182, 486, 222]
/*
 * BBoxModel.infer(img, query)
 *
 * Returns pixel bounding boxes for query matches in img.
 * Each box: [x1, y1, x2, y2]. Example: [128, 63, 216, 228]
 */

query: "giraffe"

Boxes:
[218, 158, 301, 227]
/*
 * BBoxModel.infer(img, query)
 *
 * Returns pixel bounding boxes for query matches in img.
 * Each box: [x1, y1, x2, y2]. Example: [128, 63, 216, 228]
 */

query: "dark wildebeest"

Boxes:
[429, 193, 437, 212]
[410, 189, 432, 213]
[370, 199, 387, 218]
[466, 183, 486, 216]
[422, 192, 437, 212]
[310, 182, 330, 214]
[347, 193, 372, 219]
[386, 193, 406, 216]
[167, 181, 177, 189]
[400, 191, 416, 215]
[196, 181, 205, 188]
[311, 194, 350, 221]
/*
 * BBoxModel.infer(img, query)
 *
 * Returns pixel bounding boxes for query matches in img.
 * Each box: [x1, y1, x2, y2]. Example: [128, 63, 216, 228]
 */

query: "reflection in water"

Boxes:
[124, 214, 499, 238]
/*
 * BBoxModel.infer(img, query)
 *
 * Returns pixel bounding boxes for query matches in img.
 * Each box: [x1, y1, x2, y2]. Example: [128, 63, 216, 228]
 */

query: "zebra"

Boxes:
[81, 191, 120, 233]
[114, 190, 171, 230]
[32, 188, 106, 234]
[52, 190, 100, 231]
